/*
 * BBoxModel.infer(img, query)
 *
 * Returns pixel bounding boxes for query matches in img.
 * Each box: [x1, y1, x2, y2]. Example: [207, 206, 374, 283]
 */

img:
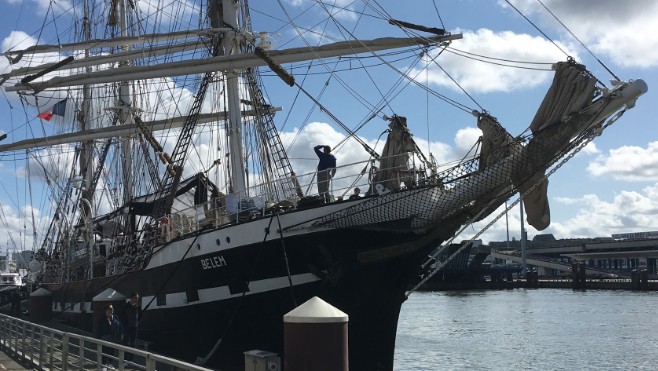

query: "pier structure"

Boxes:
[0, 312, 212, 371]
[419, 232, 658, 291]
[489, 233, 658, 279]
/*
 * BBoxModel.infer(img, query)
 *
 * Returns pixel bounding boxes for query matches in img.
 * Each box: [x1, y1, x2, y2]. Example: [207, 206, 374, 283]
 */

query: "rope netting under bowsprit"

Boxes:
[407, 114, 617, 296]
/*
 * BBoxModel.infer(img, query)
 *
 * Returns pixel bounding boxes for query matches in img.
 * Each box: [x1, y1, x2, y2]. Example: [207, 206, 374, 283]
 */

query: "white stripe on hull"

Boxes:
[52, 272, 320, 314]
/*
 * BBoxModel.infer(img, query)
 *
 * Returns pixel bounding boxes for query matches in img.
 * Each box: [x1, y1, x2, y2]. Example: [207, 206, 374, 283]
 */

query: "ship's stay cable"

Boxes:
[294, 82, 379, 159]
[316, 1, 395, 115]
[502, 1, 609, 90]
[275, 1, 405, 127]
[136, 234, 200, 313]
[536, 0, 620, 82]
[279, 1, 418, 135]
[273, 0, 478, 145]
[286, 11, 459, 154]
[276, 4, 346, 149]
[279, 62, 321, 150]
[408, 99, 618, 296]
[445, 46, 555, 68]
[424, 47, 485, 113]
[196, 213, 281, 365]
[357, 2, 480, 114]
[276, 212, 297, 307]
[431, 0, 446, 30]
[43, 227, 196, 320]
[503, 0, 569, 59]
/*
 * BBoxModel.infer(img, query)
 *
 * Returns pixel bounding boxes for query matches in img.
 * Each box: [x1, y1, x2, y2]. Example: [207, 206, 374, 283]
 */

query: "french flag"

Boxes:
[38, 98, 67, 121]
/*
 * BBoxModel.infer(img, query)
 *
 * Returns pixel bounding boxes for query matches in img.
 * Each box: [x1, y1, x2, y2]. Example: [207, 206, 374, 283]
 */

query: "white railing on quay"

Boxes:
[0, 313, 212, 371]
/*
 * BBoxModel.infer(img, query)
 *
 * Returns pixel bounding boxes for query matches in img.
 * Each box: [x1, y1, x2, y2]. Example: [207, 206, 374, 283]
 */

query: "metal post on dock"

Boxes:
[29, 288, 52, 322]
[283, 296, 349, 371]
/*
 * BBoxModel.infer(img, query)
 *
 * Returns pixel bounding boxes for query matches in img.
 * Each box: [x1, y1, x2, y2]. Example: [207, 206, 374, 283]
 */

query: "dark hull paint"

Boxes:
[42, 212, 469, 371]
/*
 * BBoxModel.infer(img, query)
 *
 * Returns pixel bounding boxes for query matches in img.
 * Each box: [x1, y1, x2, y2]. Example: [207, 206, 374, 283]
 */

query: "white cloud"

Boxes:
[284, 0, 357, 21]
[547, 184, 658, 238]
[423, 28, 577, 93]
[18, 144, 76, 184]
[468, 181, 658, 243]
[5, 0, 74, 16]
[579, 142, 599, 156]
[278, 120, 480, 197]
[281, 122, 374, 194]
[587, 141, 658, 181]
[2, 31, 37, 53]
[502, 0, 658, 68]
[2, 31, 71, 107]
[454, 127, 482, 158]
[0, 203, 41, 251]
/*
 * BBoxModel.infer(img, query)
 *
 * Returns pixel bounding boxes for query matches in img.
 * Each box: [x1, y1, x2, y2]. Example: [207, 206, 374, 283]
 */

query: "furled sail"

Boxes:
[369, 116, 417, 194]
[514, 61, 597, 230]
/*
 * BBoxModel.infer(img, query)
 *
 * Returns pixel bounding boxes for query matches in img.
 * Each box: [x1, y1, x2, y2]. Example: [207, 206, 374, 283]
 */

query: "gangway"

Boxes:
[491, 250, 618, 278]
[0, 313, 212, 371]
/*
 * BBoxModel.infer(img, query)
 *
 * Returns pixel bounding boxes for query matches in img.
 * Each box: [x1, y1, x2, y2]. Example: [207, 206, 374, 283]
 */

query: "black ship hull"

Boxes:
[42, 206, 467, 371]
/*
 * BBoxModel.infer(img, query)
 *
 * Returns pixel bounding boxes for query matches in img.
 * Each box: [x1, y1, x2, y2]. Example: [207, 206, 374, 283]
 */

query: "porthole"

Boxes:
[226, 236, 231, 243]
[216, 239, 221, 246]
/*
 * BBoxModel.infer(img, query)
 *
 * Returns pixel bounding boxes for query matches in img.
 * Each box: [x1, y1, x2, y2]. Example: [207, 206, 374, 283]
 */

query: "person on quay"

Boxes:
[123, 292, 142, 360]
[96, 304, 124, 365]
[314, 145, 336, 202]
[10, 287, 21, 316]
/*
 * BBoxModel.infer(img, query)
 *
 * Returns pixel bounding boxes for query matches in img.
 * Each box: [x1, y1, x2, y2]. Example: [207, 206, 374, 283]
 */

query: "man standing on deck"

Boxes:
[314, 145, 336, 202]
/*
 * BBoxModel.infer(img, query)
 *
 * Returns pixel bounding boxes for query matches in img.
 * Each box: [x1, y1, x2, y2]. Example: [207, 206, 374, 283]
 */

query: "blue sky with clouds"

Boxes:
[0, 0, 657, 251]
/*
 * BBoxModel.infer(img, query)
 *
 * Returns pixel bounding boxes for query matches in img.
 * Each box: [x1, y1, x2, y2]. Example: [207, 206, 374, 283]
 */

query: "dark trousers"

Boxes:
[125, 327, 138, 360]
[317, 169, 332, 202]
[100, 335, 115, 365]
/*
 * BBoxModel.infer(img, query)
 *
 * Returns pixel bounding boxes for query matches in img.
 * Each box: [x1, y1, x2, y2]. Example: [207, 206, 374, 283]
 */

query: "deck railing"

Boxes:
[0, 313, 211, 371]
[159, 154, 433, 236]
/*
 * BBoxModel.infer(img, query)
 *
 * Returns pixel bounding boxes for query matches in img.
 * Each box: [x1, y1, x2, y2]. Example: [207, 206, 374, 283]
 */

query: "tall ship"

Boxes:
[0, 1, 646, 370]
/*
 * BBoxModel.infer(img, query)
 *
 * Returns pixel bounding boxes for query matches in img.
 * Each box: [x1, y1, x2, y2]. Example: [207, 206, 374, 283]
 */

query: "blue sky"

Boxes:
[0, 0, 657, 251]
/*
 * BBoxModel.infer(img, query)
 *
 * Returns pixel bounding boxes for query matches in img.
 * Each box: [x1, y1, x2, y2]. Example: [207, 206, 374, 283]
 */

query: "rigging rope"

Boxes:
[424, 47, 485, 112]
[536, 0, 621, 82]
[407, 100, 623, 296]
[276, 212, 297, 307]
[503, 0, 570, 58]
[294, 81, 380, 159]
[444, 47, 554, 71]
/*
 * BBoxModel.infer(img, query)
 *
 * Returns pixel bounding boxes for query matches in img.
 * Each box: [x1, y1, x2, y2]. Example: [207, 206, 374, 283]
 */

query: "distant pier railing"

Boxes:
[0, 313, 211, 371]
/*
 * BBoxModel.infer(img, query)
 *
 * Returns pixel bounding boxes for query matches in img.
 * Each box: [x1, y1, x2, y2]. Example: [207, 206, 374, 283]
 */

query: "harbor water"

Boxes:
[394, 289, 658, 370]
